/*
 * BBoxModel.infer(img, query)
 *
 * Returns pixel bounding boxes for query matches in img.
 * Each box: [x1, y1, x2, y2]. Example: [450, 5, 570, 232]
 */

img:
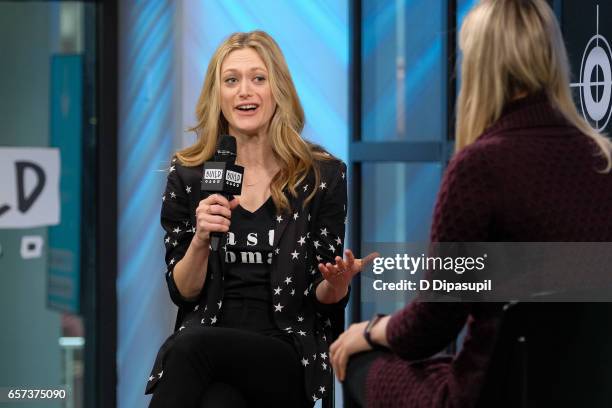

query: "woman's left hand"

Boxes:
[318, 249, 378, 295]
[329, 321, 371, 381]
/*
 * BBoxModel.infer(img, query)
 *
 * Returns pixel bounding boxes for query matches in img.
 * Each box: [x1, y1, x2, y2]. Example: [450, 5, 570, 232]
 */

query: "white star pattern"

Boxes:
[154, 160, 349, 402]
[158, 370, 164, 378]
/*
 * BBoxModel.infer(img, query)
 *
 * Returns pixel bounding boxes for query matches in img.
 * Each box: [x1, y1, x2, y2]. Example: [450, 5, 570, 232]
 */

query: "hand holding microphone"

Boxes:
[193, 194, 239, 249]
[200, 135, 244, 251]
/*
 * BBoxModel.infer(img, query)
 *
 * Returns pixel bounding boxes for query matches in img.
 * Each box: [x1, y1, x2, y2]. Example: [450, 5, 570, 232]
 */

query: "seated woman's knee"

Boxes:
[169, 327, 210, 360]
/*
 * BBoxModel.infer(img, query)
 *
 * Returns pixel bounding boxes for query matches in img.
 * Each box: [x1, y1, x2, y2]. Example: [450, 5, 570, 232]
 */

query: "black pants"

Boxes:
[149, 299, 305, 407]
[343, 350, 390, 407]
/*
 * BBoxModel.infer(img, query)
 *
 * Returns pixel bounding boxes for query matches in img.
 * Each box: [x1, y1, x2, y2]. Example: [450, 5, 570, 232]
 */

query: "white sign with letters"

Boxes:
[0, 147, 61, 229]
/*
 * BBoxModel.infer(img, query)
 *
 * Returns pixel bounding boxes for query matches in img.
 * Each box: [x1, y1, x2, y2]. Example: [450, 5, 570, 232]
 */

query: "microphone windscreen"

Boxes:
[215, 135, 237, 162]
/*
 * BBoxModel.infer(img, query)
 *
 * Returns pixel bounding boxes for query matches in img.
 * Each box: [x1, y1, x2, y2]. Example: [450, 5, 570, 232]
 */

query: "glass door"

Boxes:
[0, 2, 99, 407]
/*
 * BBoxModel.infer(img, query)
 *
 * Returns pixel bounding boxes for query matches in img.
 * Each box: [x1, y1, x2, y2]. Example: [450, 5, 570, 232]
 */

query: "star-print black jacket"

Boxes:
[145, 153, 349, 404]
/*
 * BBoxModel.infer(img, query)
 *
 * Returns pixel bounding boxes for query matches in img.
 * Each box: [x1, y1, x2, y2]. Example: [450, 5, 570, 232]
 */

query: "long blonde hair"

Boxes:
[177, 30, 330, 212]
[456, 0, 612, 171]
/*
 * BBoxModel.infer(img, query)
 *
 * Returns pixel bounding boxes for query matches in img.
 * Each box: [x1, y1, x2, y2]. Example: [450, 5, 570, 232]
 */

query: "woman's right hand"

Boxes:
[193, 194, 239, 248]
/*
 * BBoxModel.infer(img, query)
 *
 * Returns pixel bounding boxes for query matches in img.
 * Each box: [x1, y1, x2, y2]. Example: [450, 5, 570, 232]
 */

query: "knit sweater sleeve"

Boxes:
[386, 144, 497, 359]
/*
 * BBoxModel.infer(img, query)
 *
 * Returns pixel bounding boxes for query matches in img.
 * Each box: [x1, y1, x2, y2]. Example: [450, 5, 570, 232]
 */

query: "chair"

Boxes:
[476, 301, 612, 408]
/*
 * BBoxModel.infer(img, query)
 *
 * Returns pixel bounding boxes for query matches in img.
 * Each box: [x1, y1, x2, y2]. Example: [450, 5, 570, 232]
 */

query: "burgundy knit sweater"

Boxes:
[365, 94, 612, 407]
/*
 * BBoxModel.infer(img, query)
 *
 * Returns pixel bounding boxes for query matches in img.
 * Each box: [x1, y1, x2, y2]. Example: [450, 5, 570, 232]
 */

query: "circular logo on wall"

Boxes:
[571, 5, 612, 132]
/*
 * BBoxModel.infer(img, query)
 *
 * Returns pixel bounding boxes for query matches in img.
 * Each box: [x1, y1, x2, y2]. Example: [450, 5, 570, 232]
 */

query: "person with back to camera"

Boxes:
[321, 0, 612, 407]
[144, 30, 373, 407]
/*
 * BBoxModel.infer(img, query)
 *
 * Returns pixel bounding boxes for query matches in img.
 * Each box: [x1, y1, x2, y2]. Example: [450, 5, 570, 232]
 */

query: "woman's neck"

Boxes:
[232, 129, 278, 171]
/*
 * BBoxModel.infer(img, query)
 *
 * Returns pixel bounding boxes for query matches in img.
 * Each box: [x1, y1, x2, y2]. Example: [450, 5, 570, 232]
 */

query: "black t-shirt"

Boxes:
[223, 196, 275, 302]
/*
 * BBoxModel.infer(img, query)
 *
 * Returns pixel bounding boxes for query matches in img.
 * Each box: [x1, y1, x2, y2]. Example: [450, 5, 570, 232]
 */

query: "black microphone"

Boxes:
[201, 135, 244, 251]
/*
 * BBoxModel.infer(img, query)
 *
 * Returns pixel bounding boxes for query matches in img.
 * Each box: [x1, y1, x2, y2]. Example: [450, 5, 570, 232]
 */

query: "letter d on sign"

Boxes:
[17, 161, 46, 213]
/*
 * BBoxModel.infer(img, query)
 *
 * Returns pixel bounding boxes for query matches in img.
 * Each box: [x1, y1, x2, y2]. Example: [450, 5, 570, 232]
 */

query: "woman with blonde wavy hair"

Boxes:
[145, 30, 359, 407]
[328, 0, 612, 407]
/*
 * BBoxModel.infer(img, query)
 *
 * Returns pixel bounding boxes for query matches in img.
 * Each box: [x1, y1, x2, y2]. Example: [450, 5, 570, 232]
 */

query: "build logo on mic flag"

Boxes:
[225, 170, 242, 187]
[204, 168, 224, 182]
[201, 162, 244, 195]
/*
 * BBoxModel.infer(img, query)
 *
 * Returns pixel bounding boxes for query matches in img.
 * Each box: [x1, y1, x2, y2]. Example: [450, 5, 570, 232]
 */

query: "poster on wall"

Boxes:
[48, 54, 83, 313]
[564, 2, 612, 134]
[0, 147, 61, 229]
